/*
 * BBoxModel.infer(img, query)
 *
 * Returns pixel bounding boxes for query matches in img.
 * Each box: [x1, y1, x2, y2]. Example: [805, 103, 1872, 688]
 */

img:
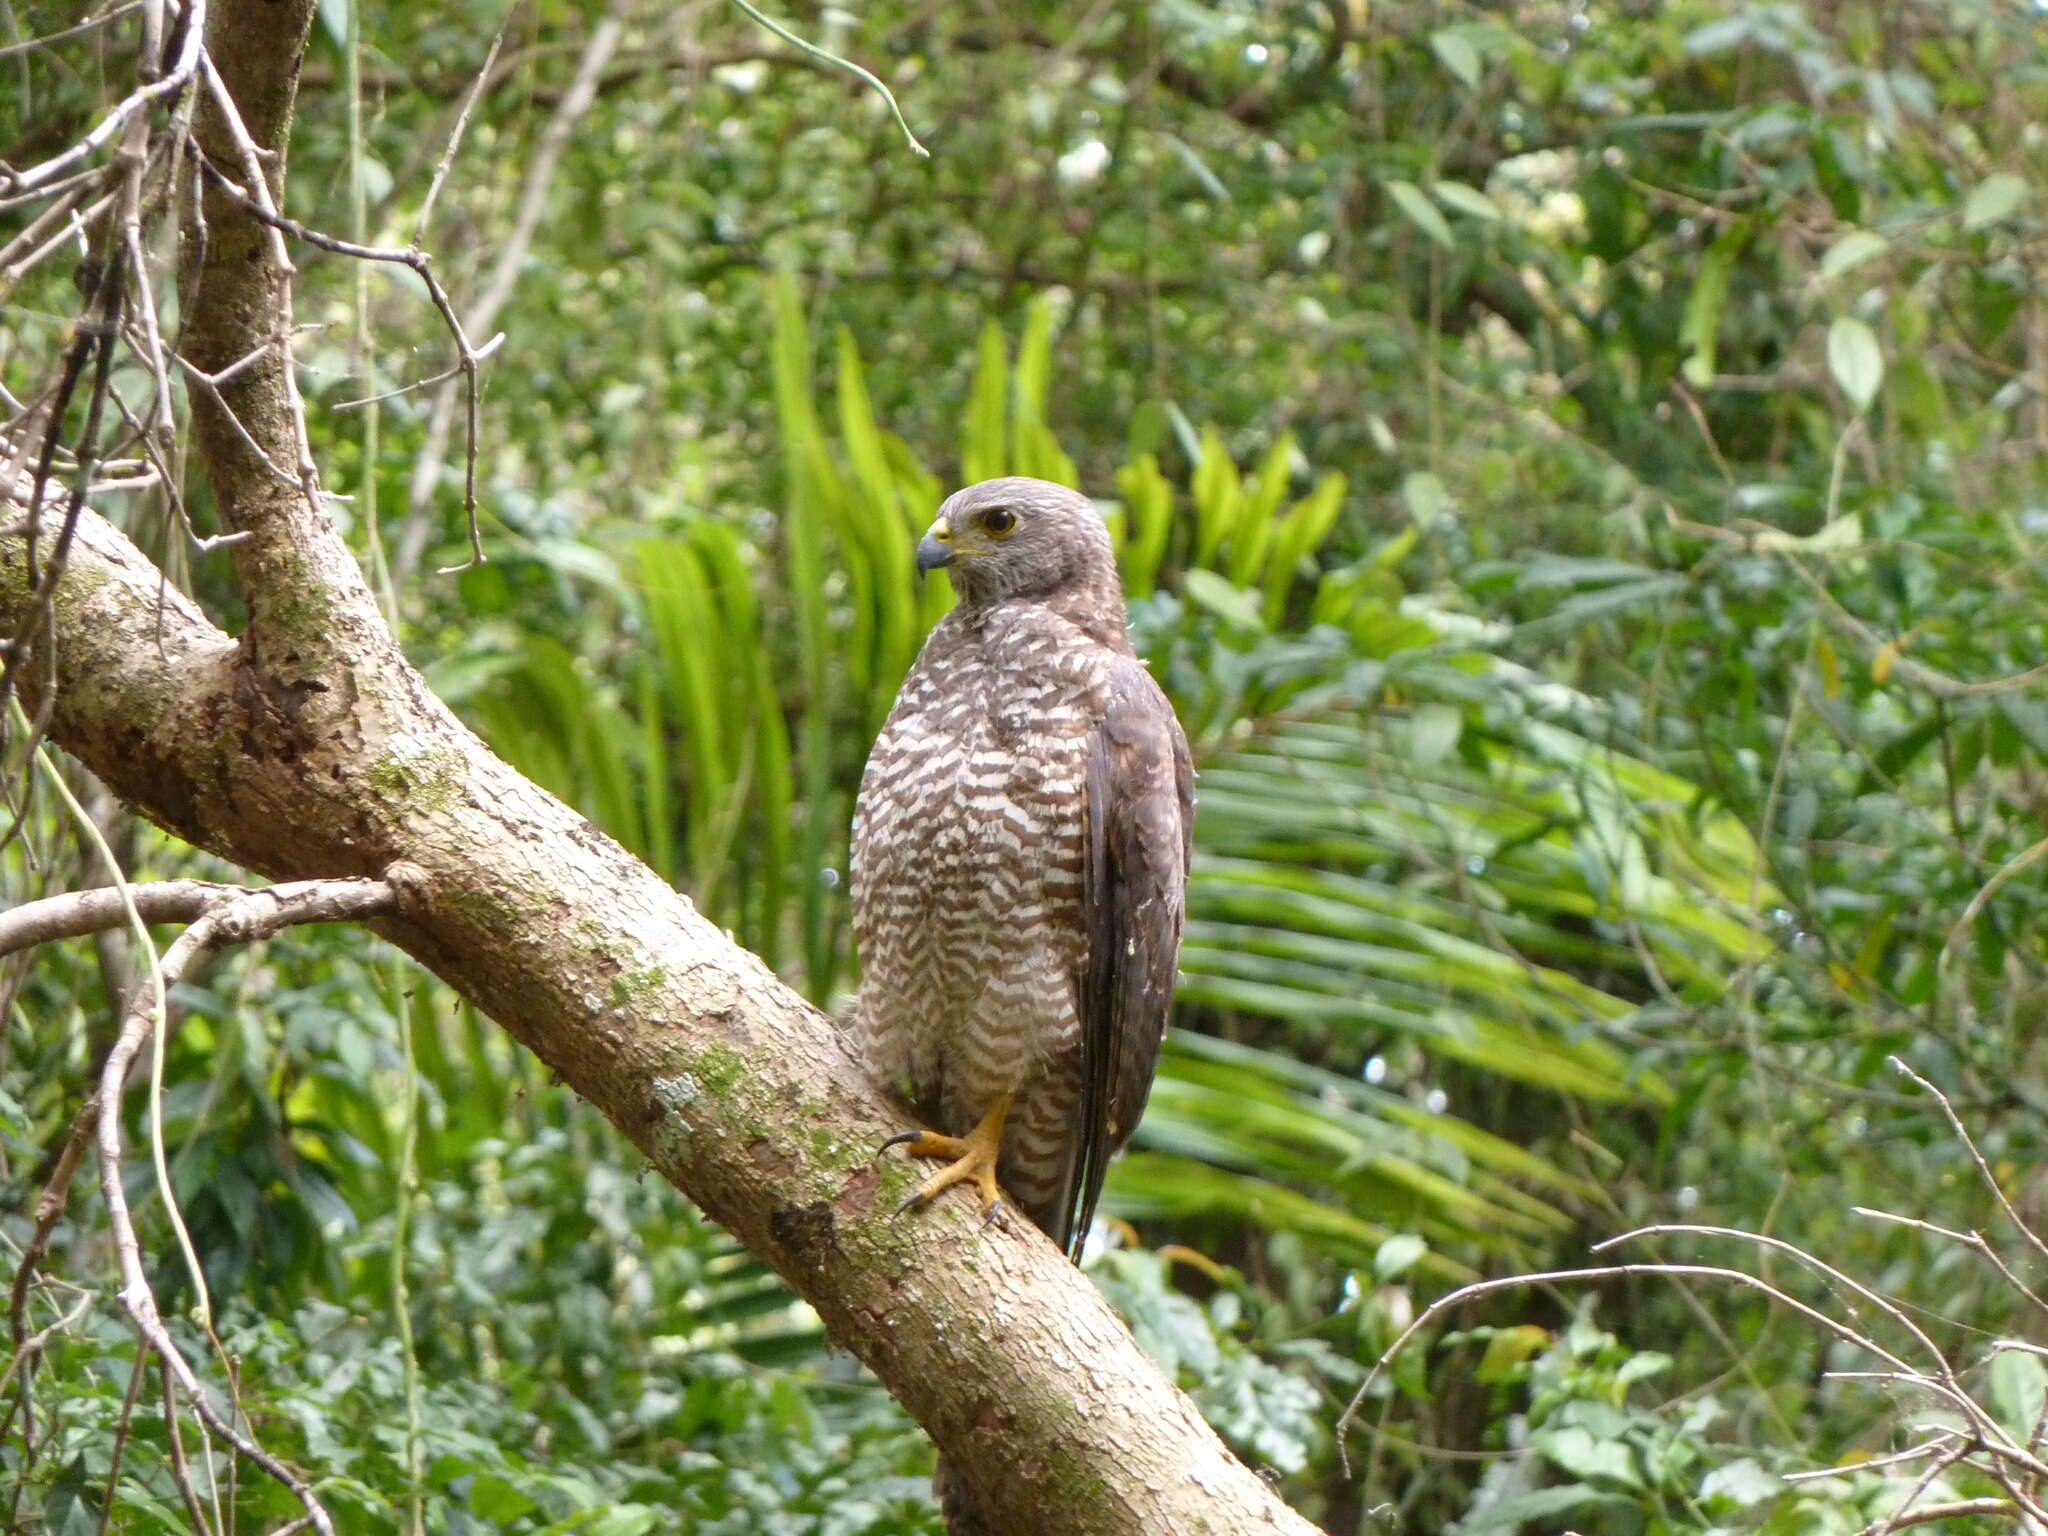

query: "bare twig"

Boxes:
[1783, 554, 2048, 700]
[0, 0, 204, 198]
[1859, 1498, 2020, 1535]
[1337, 1260, 1907, 1457]
[0, 1, 145, 61]
[1780, 1435, 1956, 1483]
[1889, 1056, 2048, 1266]
[1852, 1206, 2048, 1316]
[727, 0, 926, 156]
[0, 1291, 92, 1407]
[6, 1104, 96, 1364]
[0, 191, 114, 293]
[192, 151, 494, 563]
[330, 331, 505, 410]
[93, 1351, 154, 1536]
[396, 0, 632, 579]
[0, 877, 249, 954]
[1594, 1224, 1949, 1376]
[1942, 832, 2048, 978]
[89, 880, 397, 1536]
[411, 21, 508, 246]
[160, 1356, 219, 1536]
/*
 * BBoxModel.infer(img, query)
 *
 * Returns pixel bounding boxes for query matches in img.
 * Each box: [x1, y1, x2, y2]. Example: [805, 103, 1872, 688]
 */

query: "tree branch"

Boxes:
[0, 877, 248, 954]
[92, 881, 400, 1536]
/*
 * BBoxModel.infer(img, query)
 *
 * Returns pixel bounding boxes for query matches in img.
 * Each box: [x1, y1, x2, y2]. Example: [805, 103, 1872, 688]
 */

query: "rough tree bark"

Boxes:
[0, 4, 1324, 1532]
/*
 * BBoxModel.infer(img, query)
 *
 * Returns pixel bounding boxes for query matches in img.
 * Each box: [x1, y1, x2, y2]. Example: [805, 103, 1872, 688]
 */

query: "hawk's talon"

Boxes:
[878, 1129, 924, 1155]
[886, 1094, 1011, 1224]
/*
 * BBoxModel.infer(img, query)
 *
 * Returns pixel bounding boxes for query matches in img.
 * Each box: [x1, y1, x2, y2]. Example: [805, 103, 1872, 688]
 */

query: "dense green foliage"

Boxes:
[6, 1, 2048, 1532]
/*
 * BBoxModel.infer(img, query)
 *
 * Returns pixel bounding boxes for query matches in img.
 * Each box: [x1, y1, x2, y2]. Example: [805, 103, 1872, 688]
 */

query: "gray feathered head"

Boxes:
[916, 477, 1118, 609]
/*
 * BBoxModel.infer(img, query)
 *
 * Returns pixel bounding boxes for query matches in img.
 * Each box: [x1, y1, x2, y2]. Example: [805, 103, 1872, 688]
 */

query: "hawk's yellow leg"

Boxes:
[885, 1092, 1012, 1222]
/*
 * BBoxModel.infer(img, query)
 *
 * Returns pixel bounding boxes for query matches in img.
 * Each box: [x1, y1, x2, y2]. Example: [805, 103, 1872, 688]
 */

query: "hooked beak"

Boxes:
[915, 520, 954, 576]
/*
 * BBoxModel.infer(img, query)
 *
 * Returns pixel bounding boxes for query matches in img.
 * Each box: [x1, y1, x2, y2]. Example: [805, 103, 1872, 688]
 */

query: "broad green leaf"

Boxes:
[1991, 1349, 2048, 1440]
[1820, 229, 1888, 280]
[1401, 469, 1450, 527]
[1461, 1484, 1632, 1531]
[1181, 569, 1266, 631]
[1386, 179, 1456, 249]
[1407, 702, 1463, 764]
[1435, 180, 1502, 221]
[1680, 227, 1742, 386]
[1537, 1426, 1641, 1488]
[469, 1475, 538, 1523]
[1615, 1350, 1672, 1385]
[1700, 1458, 1780, 1508]
[1826, 315, 1884, 412]
[1475, 1324, 1550, 1382]
[1963, 171, 2029, 230]
[962, 320, 1007, 481]
[1374, 1232, 1427, 1281]
[1429, 29, 1482, 89]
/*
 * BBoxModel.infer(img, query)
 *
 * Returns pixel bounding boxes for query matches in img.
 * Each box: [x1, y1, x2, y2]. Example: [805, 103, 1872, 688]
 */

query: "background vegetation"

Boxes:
[6, 0, 2048, 1531]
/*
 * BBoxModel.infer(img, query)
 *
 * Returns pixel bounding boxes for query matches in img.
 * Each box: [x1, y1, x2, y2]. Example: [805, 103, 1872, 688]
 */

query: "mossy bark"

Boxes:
[0, 3, 1325, 1532]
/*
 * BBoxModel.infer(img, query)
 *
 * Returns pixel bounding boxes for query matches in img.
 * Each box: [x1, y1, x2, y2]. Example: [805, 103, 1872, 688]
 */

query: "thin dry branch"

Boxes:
[1852, 1206, 2048, 1317]
[88, 880, 397, 1536]
[396, 0, 631, 579]
[1782, 552, 2048, 700]
[1859, 1498, 2021, 1535]
[1890, 1056, 2048, 1268]
[0, 0, 204, 198]
[5, 877, 393, 1527]
[1338, 1259, 1912, 1455]
[190, 150, 496, 562]
[0, 2, 145, 62]
[0, 877, 251, 954]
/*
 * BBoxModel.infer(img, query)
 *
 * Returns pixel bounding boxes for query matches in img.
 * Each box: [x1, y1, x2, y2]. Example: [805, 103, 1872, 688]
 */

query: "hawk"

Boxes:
[850, 476, 1194, 1259]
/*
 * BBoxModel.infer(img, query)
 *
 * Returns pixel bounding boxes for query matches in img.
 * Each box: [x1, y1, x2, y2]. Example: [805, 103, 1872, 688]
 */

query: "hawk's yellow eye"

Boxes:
[983, 507, 1017, 537]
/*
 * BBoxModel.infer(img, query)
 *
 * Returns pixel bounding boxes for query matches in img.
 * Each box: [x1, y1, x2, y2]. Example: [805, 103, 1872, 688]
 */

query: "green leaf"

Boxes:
[1820, 229, 1888, 280]
[1374, 1232, 1427, 1281]
[1460, 1484, 1632, 1531]
[1614, 1350, 1672, 1385]
[1536, 1425, 1641, 1488]
[468, 1475, 538, 1523]
[1386, 179, 1456, 249]
[1435, 180, 1502, 221]
[1181, 569, 1267, 632]
[1680, 228, 1741, 386]
[1429, 29, 1482, 89]
[1991, 1349, 2048, 1440]
[1401, 470, 1450, 527]
[1407, 703, 1463, 765]
[1475, 1324, 1550, 1382]
[1826, 316, 1884, 413]
[1963, 171, 2029, 230]
[1700, 1457, 1780, 1508]
[962, 320, 1008, 481]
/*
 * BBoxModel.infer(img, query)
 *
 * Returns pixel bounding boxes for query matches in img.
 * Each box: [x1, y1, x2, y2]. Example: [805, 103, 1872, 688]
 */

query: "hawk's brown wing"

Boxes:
[1055, 658, 1194, 1258]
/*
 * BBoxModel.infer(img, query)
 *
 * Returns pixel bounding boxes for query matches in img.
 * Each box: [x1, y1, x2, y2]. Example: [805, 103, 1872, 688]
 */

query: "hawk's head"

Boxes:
[916, 477, 1117, 608]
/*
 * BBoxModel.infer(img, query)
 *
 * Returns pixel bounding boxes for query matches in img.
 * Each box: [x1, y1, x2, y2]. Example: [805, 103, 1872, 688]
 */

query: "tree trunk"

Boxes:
[0, 3, 1324, 1531]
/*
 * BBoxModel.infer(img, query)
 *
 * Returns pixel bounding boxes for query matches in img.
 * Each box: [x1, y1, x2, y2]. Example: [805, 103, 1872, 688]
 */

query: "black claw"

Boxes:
[894, 1189, 929, 1217]
[879, 1129, 922, 1154]
[981, 1200, 1004, 1231]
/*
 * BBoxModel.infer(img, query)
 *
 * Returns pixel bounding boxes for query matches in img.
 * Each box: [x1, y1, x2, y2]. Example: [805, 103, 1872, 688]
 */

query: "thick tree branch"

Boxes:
[0, 1, 1325, 1528]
